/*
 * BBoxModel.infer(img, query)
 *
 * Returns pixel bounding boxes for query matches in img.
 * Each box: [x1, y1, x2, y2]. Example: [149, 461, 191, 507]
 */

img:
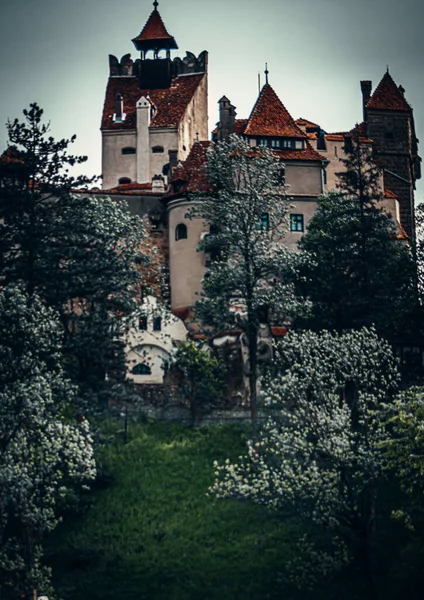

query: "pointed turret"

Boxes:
[132, 2, 178, 55]
[244, 84, 307, 138]
[367, 71, 411, 112]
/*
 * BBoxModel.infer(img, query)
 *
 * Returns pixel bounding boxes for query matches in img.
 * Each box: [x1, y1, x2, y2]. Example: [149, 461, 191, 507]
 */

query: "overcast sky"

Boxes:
[1, 0, 423, 198]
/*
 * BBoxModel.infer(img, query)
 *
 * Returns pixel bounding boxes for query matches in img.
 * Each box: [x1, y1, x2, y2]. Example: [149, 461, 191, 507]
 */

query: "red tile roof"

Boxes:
[101, 73, 205, 131]
[132, 9, 175, 43]
[384, 188, 398, 199]
[244, 84, 307, 139]
[271, 326, 288, 337]
[0, 146, 25, 166]
[273, 142, 326, 162]
[89, 182, 162, 196]
[171, 163, 188, 182]
[234, 119, 248, 135]
[367, 72, 411, 112]
[325, 123, 373, 144]
[183, 141, 212, 193]
[295, 118, 320, 130]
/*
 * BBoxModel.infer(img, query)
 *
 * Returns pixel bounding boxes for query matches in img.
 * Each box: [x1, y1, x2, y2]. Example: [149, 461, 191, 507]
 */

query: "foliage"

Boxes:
[211, 328, 400, 584]
[381, 386, 424, 529]
[189, 134, 298, 422]
[0, 104, 152, 400]
[296, 191, 415, 338]
[0, 286, 96, 598]
[170, 340, 225, 426]
[295, 134, 416, 340]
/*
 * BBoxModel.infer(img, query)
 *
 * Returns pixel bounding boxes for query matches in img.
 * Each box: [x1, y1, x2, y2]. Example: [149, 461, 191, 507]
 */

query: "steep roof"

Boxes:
[101, 73, 205, 131]
[244, 84, 307, 139]
[367, 72, 411, 112]
[132, 8, 178, 49]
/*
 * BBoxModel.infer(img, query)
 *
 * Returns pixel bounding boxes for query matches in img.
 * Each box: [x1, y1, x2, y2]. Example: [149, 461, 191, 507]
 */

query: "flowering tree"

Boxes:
[0, 287, 96, 598]
[211, 327, 400, 583]
[190, 135, 298, 423]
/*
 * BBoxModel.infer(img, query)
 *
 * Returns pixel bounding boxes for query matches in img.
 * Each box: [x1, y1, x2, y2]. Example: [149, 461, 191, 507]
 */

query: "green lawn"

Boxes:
[45, 420, 423, 600]
[47, 421, 305, 600]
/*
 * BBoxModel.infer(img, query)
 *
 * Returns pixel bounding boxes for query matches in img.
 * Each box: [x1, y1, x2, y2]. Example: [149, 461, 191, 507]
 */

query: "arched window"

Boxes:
[152, 146, 164, 154]
[122, 147, 136, 155]
[175, 223, 187, 241]
[132, 363, 151, 375]
[118, 177, 131, 185]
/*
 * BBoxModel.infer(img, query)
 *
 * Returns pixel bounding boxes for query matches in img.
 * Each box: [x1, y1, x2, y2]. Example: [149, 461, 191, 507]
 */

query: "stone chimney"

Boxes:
[218, 96, 236, 141]
[360, 81, 372, 124]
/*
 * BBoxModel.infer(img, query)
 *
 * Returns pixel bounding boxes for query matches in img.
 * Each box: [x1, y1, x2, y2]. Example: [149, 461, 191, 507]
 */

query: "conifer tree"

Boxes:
[295, 134, 415, 340]
[0, 104, 151, 399]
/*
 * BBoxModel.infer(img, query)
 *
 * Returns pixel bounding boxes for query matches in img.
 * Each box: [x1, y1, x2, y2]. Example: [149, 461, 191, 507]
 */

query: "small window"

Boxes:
[139, 316, 147, 331]
[118, 177, 131, 185]
[258, 213, 270, 232]
[290, 214, 304, 232]
[258, 138, 268, 147]
[122, 147, 136, 155]
[271, 139, 280, 148]
[175, 223, 187, 241]
[323, 169, 327, 185]
[152, 146, 164, 154]
[132, 363, 151, 375]
[153, 317, 162, 331]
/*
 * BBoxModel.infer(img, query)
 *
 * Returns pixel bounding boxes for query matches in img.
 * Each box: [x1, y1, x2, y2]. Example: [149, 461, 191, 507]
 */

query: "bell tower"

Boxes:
[132, 1, 178, 89]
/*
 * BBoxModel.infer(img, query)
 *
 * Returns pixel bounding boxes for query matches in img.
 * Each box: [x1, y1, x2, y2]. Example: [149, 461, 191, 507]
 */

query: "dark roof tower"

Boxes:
[132, 1, 178, 56]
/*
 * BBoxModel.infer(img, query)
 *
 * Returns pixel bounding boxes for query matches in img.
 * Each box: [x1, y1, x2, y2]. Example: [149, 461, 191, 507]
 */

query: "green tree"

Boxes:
[211, 328, 400, 587]
[295, 134, 415, 340]
[0, 104, 152, 400]
[189, 135, 297, 424]
[0, 286, 95, 598]
[171, 340, 225, 426]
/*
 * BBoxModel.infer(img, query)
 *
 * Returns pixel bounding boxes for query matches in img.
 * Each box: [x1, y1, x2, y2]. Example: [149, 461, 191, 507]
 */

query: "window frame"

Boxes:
[290, 214, 304, 233]
[175, 223, 188, 241]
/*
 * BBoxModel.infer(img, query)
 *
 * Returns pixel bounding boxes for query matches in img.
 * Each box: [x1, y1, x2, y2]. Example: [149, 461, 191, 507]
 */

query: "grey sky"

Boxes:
[1, 0, 423, 198]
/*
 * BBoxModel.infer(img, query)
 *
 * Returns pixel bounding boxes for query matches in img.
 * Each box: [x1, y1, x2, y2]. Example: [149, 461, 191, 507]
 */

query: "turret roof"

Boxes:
[132, 8, 178, 49]
[244, 84, 307, 138]
[367, 71, 411, 112]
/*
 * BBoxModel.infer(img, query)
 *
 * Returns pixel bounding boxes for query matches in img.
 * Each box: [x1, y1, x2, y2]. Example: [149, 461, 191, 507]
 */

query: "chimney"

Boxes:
[218, 96, 236, 141]
[114, 93, 124, 123]
[360, 81, 372, 124]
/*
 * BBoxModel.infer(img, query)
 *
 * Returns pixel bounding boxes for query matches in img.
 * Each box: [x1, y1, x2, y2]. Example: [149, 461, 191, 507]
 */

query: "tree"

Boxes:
[189, 135, 298, 424]
[0, 104, 153, 399]
[295, 135, 416, 340]
[170, 340, 225, 426]
[0, 286, 96, 598]
[211, 327, 400, 586]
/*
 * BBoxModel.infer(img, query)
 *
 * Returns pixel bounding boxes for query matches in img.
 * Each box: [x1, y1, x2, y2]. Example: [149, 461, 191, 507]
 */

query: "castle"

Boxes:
[97, 1, 421, 384]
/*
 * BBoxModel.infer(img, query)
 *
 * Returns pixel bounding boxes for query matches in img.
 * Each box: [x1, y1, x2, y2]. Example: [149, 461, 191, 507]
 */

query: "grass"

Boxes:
[45, 419, 424, 600]
[47, 421, 304, 600]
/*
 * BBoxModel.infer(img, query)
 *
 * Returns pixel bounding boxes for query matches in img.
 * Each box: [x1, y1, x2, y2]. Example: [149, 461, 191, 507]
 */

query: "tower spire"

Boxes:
[265, 63, 269, 85]
[153, 0, 159, 9]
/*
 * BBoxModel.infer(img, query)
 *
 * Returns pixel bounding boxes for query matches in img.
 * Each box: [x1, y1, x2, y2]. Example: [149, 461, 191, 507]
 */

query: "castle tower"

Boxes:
[362, 71, 421, 241]
[101, 1, 208, 191]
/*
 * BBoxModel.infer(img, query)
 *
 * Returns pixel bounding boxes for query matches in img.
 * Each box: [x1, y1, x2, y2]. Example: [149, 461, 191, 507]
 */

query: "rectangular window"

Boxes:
[323, 168, 327, 185]
[258, 138, 268, 147]
[290, 214, 304, 232]
[139, 316, 147, 331]
[153, 317, 162, 331]
[260, 213, 270, 231]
